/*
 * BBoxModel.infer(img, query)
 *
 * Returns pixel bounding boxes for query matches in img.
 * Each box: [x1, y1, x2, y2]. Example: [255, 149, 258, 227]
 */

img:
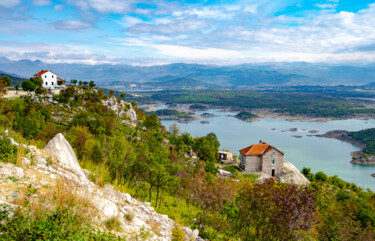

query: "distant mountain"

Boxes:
[0, 57, 375, 89]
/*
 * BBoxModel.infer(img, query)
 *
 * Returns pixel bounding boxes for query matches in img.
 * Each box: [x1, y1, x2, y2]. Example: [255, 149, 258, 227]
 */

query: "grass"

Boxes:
[104, 217, 123, 232]
[240, 173, 261, 183]
[222, 164, 242, 174]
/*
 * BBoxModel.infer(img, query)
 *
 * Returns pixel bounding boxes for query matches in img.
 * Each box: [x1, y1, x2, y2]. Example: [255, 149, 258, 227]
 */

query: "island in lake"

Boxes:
[234, 111, 258, 121]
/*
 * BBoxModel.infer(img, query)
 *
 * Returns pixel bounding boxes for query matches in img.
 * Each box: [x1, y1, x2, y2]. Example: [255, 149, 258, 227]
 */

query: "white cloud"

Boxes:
[120, 16, 143, 27]
[51, 20, 94, 31]
[69, 0, 134, 14]
[126, 17, 210, 35]
[0, 0, 20, 8]
[173, 7, 234, 20]
[54, 4, 64, 11]
[33, 0, 52, 6]
[0, 40, 119, 64]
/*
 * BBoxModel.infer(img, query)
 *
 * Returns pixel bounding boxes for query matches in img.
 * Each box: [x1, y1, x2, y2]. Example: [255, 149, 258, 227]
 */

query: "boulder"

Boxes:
[277, 161, 310, 185]
[43, 133, 89, 184]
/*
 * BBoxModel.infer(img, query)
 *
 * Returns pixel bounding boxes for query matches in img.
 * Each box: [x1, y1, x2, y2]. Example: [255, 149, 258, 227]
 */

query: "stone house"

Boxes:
[239, 141, 284, 176]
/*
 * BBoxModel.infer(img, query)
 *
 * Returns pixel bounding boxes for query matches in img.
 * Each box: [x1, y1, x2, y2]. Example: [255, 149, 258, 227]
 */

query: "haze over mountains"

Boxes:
[1, 57, 375, 90]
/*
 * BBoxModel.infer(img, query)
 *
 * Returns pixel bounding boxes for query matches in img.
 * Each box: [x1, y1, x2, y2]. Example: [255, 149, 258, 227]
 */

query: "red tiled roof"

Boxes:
[34, 70, 57, 76]
[239, 142, 284, 156]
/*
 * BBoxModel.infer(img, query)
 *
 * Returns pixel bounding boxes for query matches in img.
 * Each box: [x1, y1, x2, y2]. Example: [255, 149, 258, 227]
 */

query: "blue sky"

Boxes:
[0, 0, 375, 65]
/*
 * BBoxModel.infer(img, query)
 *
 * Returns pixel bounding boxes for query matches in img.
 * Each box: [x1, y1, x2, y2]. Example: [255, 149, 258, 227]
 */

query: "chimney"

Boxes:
[259, 140, 262, 144]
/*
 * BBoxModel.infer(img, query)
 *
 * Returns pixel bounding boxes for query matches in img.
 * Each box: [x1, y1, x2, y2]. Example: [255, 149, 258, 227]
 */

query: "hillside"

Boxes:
[0, 72, 27, 86]
[1, 87, 375, 240]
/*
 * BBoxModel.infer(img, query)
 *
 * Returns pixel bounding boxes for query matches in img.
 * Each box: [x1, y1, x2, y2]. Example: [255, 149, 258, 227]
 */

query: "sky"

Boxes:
[0, 0, 375, 65]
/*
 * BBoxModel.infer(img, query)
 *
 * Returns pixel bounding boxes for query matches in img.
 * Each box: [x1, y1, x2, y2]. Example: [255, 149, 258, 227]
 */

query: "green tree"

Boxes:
[89, 81, 96, 88]
[30, 77, 43, 87]
[193, 132, 220, 162]
[21, 80, 36, 92]
[79, 81, 83, 86]
[15, 83, 20, 90]
[71, 79, 77, 85]
[109, 90, 115, 96]
[120, 93, 126, 99]
[1, 76, 11, 86]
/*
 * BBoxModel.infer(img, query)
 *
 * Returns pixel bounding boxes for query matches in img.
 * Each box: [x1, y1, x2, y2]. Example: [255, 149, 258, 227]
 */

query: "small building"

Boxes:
[239, 141, 284, 176]
[34, 70, 58, 88]
[218, 150, 234, 163]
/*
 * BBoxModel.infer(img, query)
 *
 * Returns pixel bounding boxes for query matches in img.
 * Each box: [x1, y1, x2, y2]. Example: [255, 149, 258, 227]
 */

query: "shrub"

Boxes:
[104, 217, 122, 231]
[21, 80, 36, 92]
[315, 171, 328, 182]
[171, 225, 185, 241]
[0, 136, 17, 163]
[0, 204, 123, 240]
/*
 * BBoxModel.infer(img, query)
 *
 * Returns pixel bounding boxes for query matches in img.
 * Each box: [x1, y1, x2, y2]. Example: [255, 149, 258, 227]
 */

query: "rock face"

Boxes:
[43, 133, 89, 184]
[277, 161, 310, 185]
[102, 97, 137, 127]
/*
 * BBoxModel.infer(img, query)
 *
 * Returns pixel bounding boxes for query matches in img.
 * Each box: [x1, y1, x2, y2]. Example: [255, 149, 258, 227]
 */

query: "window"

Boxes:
[45, 82, 48, 85]
[45, 75, 47, 78]
[52, 75, 54, 78]
[272, 159, 275, 164]
[52, 82, 54, 85]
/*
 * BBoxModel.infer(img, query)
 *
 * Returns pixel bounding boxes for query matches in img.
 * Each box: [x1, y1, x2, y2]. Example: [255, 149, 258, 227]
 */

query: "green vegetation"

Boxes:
[189, 103, 208, 110]
[128, 89, 375, 118]
[235, 111, 257, 120]
[21, 80, 36, 92]
[1, 86, 375, 240]
[0, 205, 123, 240]
[348, 128, 375, 155]
[148, 109, 192, 118]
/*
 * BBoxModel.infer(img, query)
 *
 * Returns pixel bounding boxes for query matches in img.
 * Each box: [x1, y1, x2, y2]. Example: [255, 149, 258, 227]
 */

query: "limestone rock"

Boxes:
[277, 161, 310, 185]
[43, 133, 89, 184]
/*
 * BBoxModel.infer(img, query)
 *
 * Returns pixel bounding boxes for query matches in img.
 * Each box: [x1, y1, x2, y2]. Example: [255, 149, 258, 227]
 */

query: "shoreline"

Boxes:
[315, 130, 375, 165]
[140, 102, 375, 124]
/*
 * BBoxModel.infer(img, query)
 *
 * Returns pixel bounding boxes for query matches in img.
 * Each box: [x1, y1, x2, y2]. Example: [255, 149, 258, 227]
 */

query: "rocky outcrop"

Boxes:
[1, 134, 200, 240]
[102, 97, 137, 127]
[277, 161, 310, 185]
[350, 156, 375, 165]
[43, 133, 89, 185]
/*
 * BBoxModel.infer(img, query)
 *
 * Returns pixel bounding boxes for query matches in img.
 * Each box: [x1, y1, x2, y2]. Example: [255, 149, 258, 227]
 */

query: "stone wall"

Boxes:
[261, 148, 284, 176]
[240, 154, 262, 172]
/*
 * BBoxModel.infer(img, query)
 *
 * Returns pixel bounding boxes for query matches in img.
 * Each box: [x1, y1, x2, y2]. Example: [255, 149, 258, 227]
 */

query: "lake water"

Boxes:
[160, 109, 375, 190]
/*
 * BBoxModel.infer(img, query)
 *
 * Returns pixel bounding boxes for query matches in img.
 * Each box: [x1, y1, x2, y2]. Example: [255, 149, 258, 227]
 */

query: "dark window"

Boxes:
[45, 82, 48, 85]
[272, 159, 275, 164]
[45, 75, 47, 78]
[52, 82, 54, 85]
[52, 75, 54, 78]
[272, 169, 275, 176]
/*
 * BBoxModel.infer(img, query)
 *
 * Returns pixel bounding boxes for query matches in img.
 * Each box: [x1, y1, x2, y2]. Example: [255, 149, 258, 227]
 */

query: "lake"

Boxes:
[160, 109, 375, 190]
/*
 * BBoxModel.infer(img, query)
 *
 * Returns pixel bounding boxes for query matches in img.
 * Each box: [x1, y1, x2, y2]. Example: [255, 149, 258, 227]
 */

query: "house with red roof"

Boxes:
[239, 141, 284, 176]
[34, 70, 58, 88]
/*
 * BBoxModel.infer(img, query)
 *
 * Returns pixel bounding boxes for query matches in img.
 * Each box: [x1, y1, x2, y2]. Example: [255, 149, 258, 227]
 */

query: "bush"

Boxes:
[0, 205, 123, 240]
[315, 171, 328, 182]
[0, 136, 17, 163]
[171, 226, 185, 241]
[21, 80, 36, 92]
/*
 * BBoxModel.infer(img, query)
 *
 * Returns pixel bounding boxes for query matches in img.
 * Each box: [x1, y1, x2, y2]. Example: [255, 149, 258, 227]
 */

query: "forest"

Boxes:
[1, 83, 375, 240]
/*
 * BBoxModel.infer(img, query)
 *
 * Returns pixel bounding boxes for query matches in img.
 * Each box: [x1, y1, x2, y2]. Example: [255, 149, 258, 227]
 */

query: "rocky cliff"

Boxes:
[0, 133, 200, 240]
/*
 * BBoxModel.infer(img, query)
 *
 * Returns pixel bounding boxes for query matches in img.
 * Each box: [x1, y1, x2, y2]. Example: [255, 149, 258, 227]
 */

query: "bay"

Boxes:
[161, 109, 375, 190]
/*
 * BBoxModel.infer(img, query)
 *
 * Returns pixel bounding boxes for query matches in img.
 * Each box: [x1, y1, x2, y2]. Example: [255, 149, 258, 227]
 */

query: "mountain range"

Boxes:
[1, 57, 375, 90]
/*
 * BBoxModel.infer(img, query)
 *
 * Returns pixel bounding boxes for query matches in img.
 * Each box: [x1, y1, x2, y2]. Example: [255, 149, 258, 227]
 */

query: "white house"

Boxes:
[34, 70, 58, 88]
